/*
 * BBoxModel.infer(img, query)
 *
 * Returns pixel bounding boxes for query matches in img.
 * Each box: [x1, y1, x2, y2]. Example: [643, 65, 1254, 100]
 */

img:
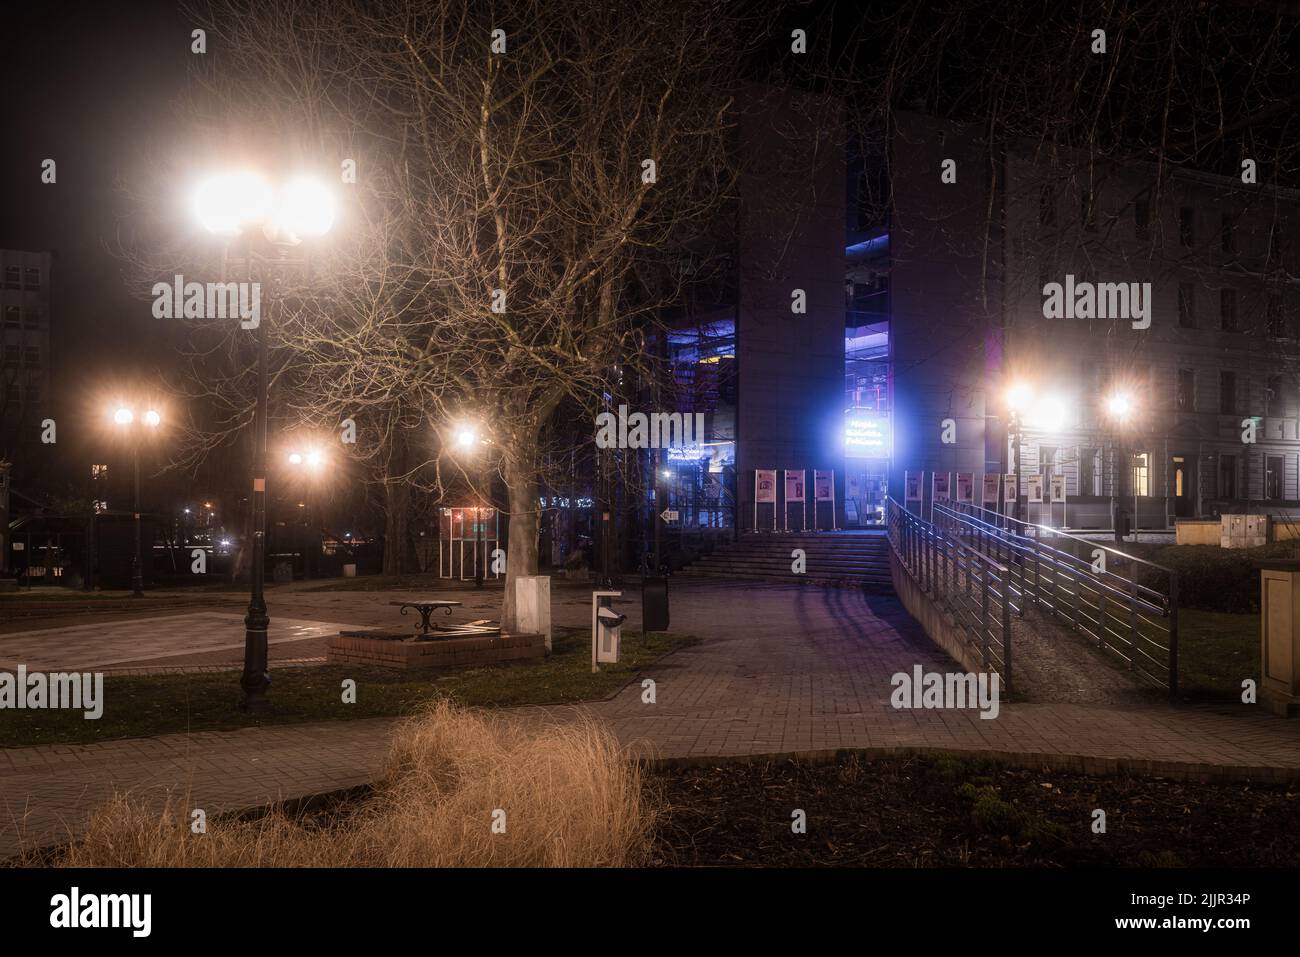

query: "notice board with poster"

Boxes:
[754, 469, 777, 531]
[783, 469, 806, 531]
[981, 473, 999, 506]
[955, 472, 974, 503]
[932, 472, 951, 501]
[813, 469, 837, 530]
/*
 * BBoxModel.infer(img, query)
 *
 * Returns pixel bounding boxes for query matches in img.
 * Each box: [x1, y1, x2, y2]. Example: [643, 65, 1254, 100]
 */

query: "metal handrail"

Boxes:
[939, 503, 1168, 612]
[886, 498, 1013, 690]
[937, 499, 1179, 693]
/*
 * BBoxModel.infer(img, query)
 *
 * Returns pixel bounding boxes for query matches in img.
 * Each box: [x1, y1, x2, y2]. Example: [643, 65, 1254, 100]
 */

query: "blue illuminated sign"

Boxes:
[845, 410, 890, 457]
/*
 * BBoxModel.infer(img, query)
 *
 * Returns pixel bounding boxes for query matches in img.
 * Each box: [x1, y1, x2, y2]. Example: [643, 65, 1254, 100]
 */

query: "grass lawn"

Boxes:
[0, 628, 697, 748]
[1175, 608, 1258, 700]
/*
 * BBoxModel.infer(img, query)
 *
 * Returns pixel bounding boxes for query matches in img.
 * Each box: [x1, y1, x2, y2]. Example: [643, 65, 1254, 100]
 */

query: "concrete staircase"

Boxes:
[678, 530, 893, 587]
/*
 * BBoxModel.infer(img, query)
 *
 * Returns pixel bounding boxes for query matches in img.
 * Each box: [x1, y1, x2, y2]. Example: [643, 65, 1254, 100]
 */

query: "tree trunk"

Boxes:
[383, 479, 410, 576]
[501, 452, 541, 633]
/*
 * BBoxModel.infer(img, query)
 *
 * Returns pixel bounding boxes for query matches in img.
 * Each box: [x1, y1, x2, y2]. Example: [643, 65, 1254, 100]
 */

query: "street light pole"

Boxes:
[475, 458, 486, 588]
[131, 441, 143, 597]
[242, 279, 271, 712]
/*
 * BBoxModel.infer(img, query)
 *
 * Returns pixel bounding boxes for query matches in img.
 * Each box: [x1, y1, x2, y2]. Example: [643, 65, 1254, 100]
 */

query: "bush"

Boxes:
[42, 700, 654, 868]
[1131, 540, 1300, 613]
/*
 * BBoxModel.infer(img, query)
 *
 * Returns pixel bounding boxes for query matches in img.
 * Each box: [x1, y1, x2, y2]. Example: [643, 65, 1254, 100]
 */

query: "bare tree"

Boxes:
[119, 0, 769, 626]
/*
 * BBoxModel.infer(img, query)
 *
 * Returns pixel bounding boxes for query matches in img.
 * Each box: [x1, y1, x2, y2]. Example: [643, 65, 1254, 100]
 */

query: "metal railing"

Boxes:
[886, 499, 1013, 689]
[938, 501, 1179, 693]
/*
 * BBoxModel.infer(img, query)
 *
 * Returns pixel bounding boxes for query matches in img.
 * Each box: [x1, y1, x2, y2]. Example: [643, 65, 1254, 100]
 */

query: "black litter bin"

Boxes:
[642, 575, 670, 632]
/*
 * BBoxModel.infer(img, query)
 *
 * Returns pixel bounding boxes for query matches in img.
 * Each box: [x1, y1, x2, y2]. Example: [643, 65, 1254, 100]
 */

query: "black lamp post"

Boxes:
[112, 406, 160, 596]
[194, 170, 337, 712]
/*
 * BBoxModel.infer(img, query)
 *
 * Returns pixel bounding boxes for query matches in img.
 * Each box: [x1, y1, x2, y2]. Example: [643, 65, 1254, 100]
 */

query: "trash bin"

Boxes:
[591, 590, 624, 671]
[642, 575, 669, 632]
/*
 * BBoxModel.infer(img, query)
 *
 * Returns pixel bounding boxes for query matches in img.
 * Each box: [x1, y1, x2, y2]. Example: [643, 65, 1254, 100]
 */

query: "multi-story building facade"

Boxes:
[885, 113, 1300, 529]
[0, 249, 53, 458]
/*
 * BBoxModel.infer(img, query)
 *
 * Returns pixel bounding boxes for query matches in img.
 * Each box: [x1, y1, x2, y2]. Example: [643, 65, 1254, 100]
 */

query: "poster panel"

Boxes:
[814, 470, 834, 502]
[932, 472, 951, 501]
[955, 472, 974, 502]
[784, 470, 805, 502]
[905, 472, 923, 502]
[755, 469, 777, 503]
[1049, 475, 1066, 504]
[1028, 474, 1044, 504]
[981, 473, 1000, 505]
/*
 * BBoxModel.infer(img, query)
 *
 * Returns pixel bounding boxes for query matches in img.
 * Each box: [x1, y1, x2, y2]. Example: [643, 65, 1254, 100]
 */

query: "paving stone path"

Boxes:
[1, 579, 1297, 857]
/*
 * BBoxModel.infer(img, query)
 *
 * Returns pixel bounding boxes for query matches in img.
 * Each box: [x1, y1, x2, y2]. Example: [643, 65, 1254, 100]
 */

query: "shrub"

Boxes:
[1131, 540, 1300, 613]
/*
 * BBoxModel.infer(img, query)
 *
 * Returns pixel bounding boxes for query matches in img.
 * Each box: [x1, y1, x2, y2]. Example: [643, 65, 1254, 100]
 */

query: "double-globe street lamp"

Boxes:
[1004, 382, 1070, 523]
[195, 170, 336, 711]
[286, 446, 327, 579]
[1104, 391, 1137, 542]
[111, 405, 162, 596]
[454, 425, 492, 588]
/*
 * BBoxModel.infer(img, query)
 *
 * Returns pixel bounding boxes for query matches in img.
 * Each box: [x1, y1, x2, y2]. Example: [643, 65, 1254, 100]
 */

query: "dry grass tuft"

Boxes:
[48, 700, 653, 868]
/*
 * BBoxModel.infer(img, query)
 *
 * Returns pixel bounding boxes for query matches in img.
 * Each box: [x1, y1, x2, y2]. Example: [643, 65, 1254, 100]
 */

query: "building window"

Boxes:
[26, 385, 39, 404]
[1081, 189, 1097, 232]
[1220, 454, 1237, 500]
[2, 345, 19, 365]
[1134, 198, 1149, 240]
[1220, 287, 1237, 332]
[1179, 207, 1195, 247]
[91, 464, 109, 479]
[1131, 452, 1150, 497]
[1038, 445, 1059, 480]
[1178, 284, 1195, 327]
[1176, 369, 1195, 411]
[1267, 456, 1285, 501]
[1267, 295, 1286, 338]
[1221, 213, 1235, 253]
[23, 267, 40, 290]
[4, 384, 20, 402]
[22, 306, 40, 328]
[4, 266, 19, 289]
[22, 347, 39, 366]
[1078, 447, 1100, 495]
[3, 306, 18, 327]
[1220, 370, 1237, 415]
[1038, 184, 1055, 227]
[1266, 375, 1283, 416]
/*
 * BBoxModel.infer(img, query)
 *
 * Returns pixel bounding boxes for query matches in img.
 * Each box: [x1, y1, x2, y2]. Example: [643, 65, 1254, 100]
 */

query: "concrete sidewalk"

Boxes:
[2, 581, 1297, 858]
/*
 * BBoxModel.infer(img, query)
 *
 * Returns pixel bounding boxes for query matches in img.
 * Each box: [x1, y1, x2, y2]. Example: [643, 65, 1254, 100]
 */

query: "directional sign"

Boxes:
[659, 509, 679, 523]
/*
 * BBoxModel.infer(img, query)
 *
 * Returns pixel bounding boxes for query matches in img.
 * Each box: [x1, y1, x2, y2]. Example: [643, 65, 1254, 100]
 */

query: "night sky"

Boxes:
[1, 1, 188, 403]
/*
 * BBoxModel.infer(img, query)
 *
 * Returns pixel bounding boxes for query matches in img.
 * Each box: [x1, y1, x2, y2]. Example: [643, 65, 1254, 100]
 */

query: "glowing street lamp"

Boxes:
[1104, 391, 1139, 542]
[110, 404, 162, 596]
[453, 424, 491, 587]
[196, 170, 336, 712]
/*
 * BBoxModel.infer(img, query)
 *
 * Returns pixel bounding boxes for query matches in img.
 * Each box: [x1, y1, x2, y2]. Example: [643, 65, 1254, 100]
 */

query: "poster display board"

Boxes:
[1027, 474, 1044, 504]
[955, 472, 974, 503]
[813, 469, 837, 530]
[754, 469, 777, 531]
[905, 471, 923, 501]
[783, 469, 806, 532]
[981, 473, 1000, 506]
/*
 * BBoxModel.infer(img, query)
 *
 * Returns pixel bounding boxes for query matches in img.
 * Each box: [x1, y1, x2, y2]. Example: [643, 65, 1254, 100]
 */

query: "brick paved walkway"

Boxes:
[2, 580, 1297, 857]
